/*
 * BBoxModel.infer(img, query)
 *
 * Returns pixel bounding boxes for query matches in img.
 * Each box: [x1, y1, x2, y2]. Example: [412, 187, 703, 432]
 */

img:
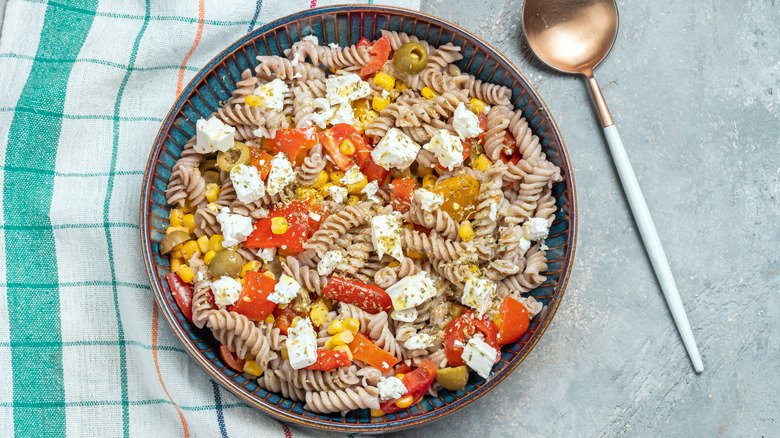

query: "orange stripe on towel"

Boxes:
[152, 304, 191, 437]
[176, 0, 206, 95]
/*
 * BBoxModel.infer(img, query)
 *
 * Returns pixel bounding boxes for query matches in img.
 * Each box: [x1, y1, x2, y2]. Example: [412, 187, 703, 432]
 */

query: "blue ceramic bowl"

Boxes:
[140, 5, 576, 433]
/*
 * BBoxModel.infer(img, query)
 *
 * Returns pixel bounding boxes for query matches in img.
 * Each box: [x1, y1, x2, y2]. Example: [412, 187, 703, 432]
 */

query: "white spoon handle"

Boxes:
[603, 124, 703, 373]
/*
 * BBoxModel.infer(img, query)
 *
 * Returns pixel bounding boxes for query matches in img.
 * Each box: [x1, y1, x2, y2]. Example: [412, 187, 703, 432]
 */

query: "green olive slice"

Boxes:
[435, 366, 469, 391]
[159, 230, 190, 255]
[393, 42, 429, 75]
[202, 170, 221, 185]
[199, 158, 218, 175]
[216, 141, 250, 172]
[208, 249, 244, 278]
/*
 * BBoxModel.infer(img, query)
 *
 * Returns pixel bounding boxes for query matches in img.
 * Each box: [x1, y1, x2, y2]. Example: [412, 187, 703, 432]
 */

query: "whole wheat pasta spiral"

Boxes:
[304, 203, 372, 257]
[297, 143, 327, 187]
[457, 74, 513, 106]
[255, 56, 326, 82]
[304, 386, 380, 414]
[404, 204, 459, 240]
[483, 105, 513, 161]
[401, 229, 475, 262]
[207, 310, 273, 368]
[228, 68, 260, 105]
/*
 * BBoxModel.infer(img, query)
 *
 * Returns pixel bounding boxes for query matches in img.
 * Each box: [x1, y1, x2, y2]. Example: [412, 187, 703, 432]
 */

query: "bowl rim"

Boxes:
[140, 4, 577, 433]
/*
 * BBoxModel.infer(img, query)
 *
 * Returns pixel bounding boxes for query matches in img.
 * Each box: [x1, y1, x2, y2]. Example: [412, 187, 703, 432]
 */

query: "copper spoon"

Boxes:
[522, 0, 703, 373]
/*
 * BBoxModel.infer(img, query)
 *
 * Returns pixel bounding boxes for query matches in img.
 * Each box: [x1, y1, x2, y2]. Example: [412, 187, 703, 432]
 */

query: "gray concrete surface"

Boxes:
[387, 0, 778, 436]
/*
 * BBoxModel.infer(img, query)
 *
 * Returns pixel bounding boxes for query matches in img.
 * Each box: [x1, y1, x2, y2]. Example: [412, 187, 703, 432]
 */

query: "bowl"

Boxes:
[140, 5, 577, 433]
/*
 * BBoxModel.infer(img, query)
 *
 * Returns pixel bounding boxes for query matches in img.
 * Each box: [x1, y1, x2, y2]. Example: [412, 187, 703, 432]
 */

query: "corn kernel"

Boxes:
[171, 249, 184, 259]
[395, 81, 408, 91]
[196, 236, 209, 253]
[290, 316, 301, 328]
[169, 208, 182, 227]
[372, 95, 391, 112]
[327, 320, 344, 335]
[271, 217, 288, 234]
[472, 154, 493, 172]
[280, 345, 289, 361]
[342, 318, 360, 334]
[406, 250, 424, 259]
[470, 98, 487, 114]
[165, 226, 188, 235]
[181, 202, 196, 214]
[339, 139, 356, 156]
[469, 265, 480, 274]
[396, 395, 414, 409]
[242, 359, 264, 377]
[264, 314, 275, 324]
[371, 408, 385, 417]
[181, 240, 200, 260]
[421, 87, 438, 100]
[346, 195, 360, 206]
[394, 373, 405, 380]
[325, 331, 355, 350]
[459, 221, 475, 242]
[450, 303, 465, 319]
[322, 297, 334, 311]
[388, 261, 401, 268]
[204, 183, 220, 203]
[493, 312, 504, 330]
[373, 72, 395, 91]
[297, 187, 319, 201]
[181, 214, 196, 232]
[346, 176, 368, 195]
[209, 235, 224, 251]
[333, 345, 353, 361]
[330, 171, 345, 185]
[244, 95, 265, 107]
[313, 170, 329, 189]
[422, 174, 437, 189]
[203, 250, 216, 265]
[262, 271, 276, 280]
[170, 258, 184, 274]
[310, 299, 330, 327]
[320, 182, 334, 198]
[240, 261, 262, 277]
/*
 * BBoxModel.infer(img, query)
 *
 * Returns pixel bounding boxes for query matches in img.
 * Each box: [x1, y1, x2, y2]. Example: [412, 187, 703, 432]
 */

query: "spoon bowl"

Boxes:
[522, 0, 618, 76]
[521, 0, 704, 373]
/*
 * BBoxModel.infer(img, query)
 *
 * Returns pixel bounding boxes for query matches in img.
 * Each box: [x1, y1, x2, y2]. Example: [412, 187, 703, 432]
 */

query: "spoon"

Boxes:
[522, 0, 704, 373]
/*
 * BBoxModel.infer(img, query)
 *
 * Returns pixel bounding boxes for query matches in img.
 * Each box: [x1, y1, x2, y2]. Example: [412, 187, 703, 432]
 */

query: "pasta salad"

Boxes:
[161, 31, 561, 416]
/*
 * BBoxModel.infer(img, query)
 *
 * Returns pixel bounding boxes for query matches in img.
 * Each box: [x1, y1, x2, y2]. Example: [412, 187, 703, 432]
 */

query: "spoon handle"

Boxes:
[602, 123, 704, 373]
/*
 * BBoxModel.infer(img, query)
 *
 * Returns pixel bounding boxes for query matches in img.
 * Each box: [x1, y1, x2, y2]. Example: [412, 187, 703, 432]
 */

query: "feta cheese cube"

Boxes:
[377, 376, 408, 402]
[391, 307, 418, 322]
[317, 250, 343, 276]
[329, 103, 356, 126]
[254, 78, 289, 112]
[326, 73, 371, 105]
[403, 333, 436, 350]
[211, 276, 242, 307]
[309, 212, 321, 222]
[489, 201, 498, 221]
[266, 153, 295, 195]
[462, 277, 496, 316]
[216, 207, 254, 248]
[452, 102, 483, 139]
[267, 274, 301, 305]
[461, 334, 498, 379]
[328, 185, 348, 203]
[328, 42, 340, 49]
[423, 129, 464, 170]
[257, 248, 276, 264]
[286, 317, 318, 370]
[195, 117, 235, 153]
[341, 166, 364, 185]
[361, 180, 379, 200]
[230, 164, 265, 203]
[307, 98, 336, 129]
[414, 188, 444, 212]
[370, 214, 404, 261]
[371, 128, 421, 170]
[385, 271, 437, 310]
[522, 217, 549, 241]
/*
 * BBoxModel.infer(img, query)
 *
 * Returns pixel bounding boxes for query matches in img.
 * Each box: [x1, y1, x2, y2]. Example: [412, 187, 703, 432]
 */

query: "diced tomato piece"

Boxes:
[227, 271, 277, 321]
[220, 345, 245, 372]
[266, 128, 318, 166]
[356, 37, 371, 49]
[495, 296, 530, 346]
[477, 114, 488, 145]
[394, 361, 412, 375]
[359, 35, 391, 77]
[249, 147, 273, 180]
[305, 349, 352, 371]
[321, 276, 393, 314]
[443, 311, 499, 367]
[272, 306, 306, 336]
[380, 360, 437, 413]
[348, 332, 398, 373]
[318, 130, 354, 171]
[166, 272, 193, 323]
[390, 178, 416, 213]
[360, 159, 388, 183]
[245, 200, 313, 253]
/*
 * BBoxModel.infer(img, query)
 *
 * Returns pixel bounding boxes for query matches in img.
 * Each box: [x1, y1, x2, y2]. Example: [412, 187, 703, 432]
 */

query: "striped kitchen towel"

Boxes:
[0, 0, 419, 436]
